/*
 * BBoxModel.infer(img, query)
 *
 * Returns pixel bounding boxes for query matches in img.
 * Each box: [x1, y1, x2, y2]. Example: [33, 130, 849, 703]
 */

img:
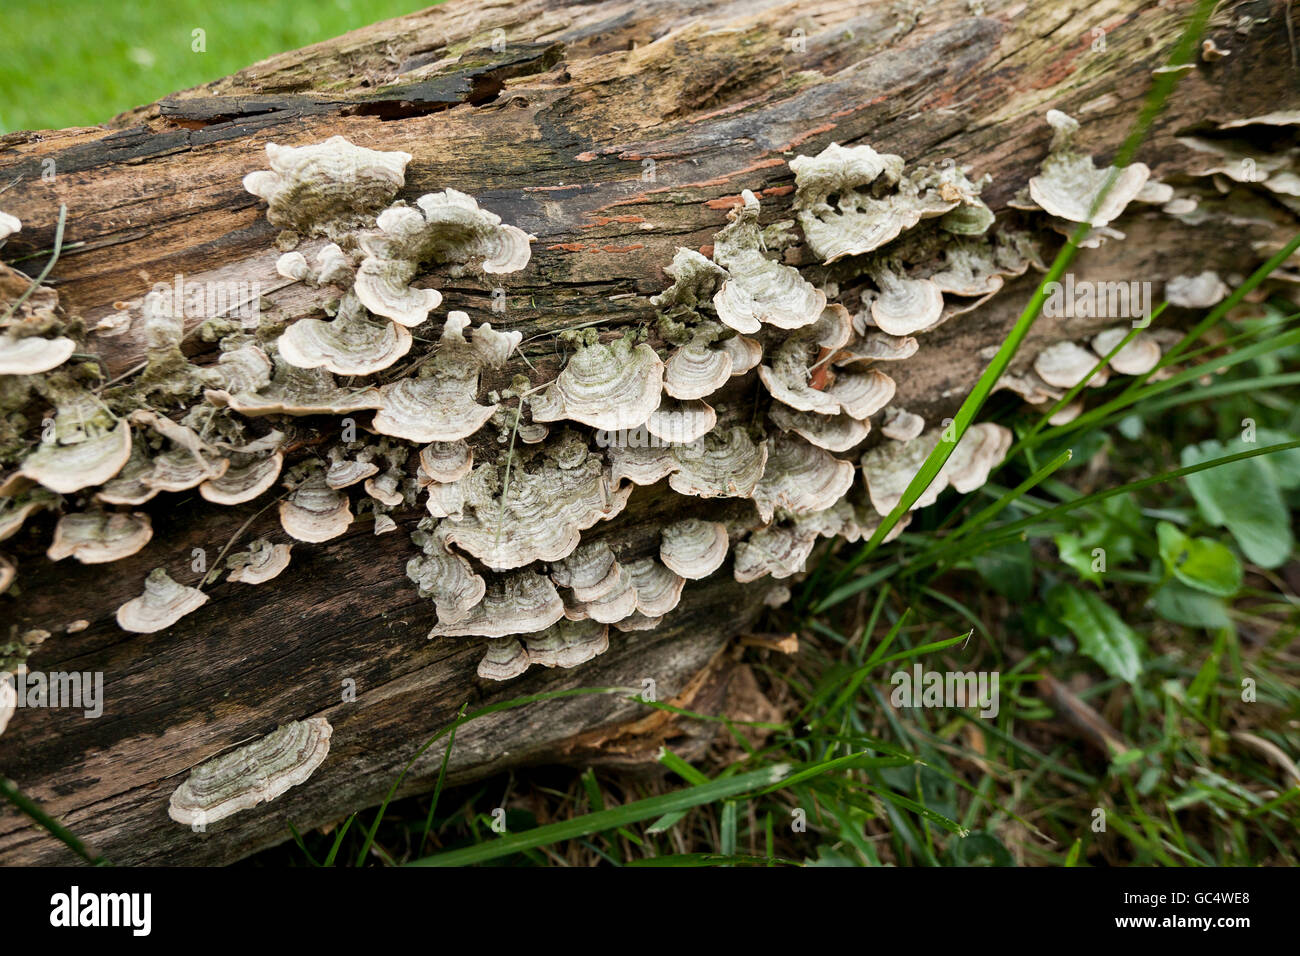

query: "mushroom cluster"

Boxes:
[5, 109, 1210, 698]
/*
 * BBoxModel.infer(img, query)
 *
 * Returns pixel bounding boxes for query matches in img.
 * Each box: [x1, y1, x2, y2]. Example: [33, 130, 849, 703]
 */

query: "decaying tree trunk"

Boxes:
[1, 0, 1297, 865]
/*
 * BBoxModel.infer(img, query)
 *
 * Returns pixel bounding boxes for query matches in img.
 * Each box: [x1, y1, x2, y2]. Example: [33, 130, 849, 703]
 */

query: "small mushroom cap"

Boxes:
[880, 407, 925, 442]
[718, 334, 764, 375]
[477, 637, 530, 681]
[646, 398, 716, 445]
[665, 340, 731, 400]
[353, 258, 443, 327]
[1027, 111, 1150, 226]
[0, 335, 76, 375]
[364, 472, 405, 507]
[551, 541, 619, 597]
[418, 441, 473, 483]
[565, 563, 639, 623]
[734, 522, 819, 583]
[711, 191, 826, 331]
[1033, 341, 1108, 389]
[326, 454, 379, 489]
[524, 619, 610, 669]
[668, 426, 768, 498]
[532, 338, 664, 431]
[1091, 328, 1161, 376]
[660, 519, 729, 580]
[427, 570, 564, 638]
[167, 717, 332, 826]
[1165, 271, 1229, 309]
[243, 135, 411, 238]
[279, 475, 354, 542]
[752, 433, 856, 524]
[0, 211, 20, 241]
[47, 511, 153, 564]
[228, 539, 293, 585]
[277, 296, 413, 376]
[626, 558, 686, 617]
[200, 451, 284, 505]
[770, 404, 870, 452]
[0, 554, 16, 596]
[116, 568, 209, 634]
[21, 419, 133, 494]
[870, 273, 945, 336]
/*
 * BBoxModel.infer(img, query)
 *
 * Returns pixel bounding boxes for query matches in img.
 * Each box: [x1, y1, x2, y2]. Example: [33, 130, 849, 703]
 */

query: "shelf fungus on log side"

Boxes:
[167, 717, 333, 826]
[1, 100, 1212, 709]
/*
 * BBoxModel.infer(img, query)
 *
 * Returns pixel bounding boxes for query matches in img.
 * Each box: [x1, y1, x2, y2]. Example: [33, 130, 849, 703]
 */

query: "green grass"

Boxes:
[0, 0, 432, 133]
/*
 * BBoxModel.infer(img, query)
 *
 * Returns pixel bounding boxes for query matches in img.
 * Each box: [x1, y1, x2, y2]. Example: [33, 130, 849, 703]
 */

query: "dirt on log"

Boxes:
[0, 0, 1297, 864]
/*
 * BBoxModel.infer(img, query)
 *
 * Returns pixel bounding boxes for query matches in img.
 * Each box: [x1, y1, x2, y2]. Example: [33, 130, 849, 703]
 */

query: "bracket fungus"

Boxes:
[116, 568, 209, 634]
[668, 426, 768, 499]
[227, 538, 293, 585]
[371, 312, 519, 443]
[167, 717, 333, 826]
[752, 433, 856, 524]
[0, 211, 19, 241]
[20, 418, 132, 495]
[440, 442, 626, 571]
[276, 243, 353, 287]
[1091, 328, 1161, 376]
[531, 333, 663, 431]
[790, 143, 991, 263]
[243, 136, 411, 242]
[770, 404, 870, 453]
[880, 407, 925, 442]
[0, 334, 76, 375]
[660, 519, 730, 580]
[279, 473, 354, 543]
[1165, 271, 1229, 309]
[426, 570, 564, 639]
[867, 267, 945, 336]
[407, 524, 487, 626]
[47, 511, 153, 564]
[711, 191, 825, 332]
[355, 189, 531, 326]
[626, 557, 686, 618]
[477, 636, 530, 681]
[418, 441, 473, 484]
[1033, 341, 1109, 389]
[523, 619, 610, 670]
[1024, 110, 1150, 227]
[646, 397, 717, 445]
[665, 332, 733, 400]
[277, 292, 413, 376]
[199, 448, 284, 506]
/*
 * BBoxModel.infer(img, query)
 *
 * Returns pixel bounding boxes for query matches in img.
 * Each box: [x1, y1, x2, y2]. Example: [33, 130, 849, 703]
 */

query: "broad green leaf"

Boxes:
[1053, 495, 1139, 584]
[1181, 440, 1292, 568]
[1155, 522, 1243, 596]
[1047, 583, 1144, 683]
[1152, 580, 1232, 630]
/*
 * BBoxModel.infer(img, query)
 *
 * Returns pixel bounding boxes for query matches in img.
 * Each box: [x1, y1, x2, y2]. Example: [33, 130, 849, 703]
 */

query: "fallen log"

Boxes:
[0, 0, 1297, 865]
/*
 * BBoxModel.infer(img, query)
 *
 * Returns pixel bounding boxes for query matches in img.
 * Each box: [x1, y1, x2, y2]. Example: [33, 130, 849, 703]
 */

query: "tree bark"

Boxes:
[0, 0, 1297, 865]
